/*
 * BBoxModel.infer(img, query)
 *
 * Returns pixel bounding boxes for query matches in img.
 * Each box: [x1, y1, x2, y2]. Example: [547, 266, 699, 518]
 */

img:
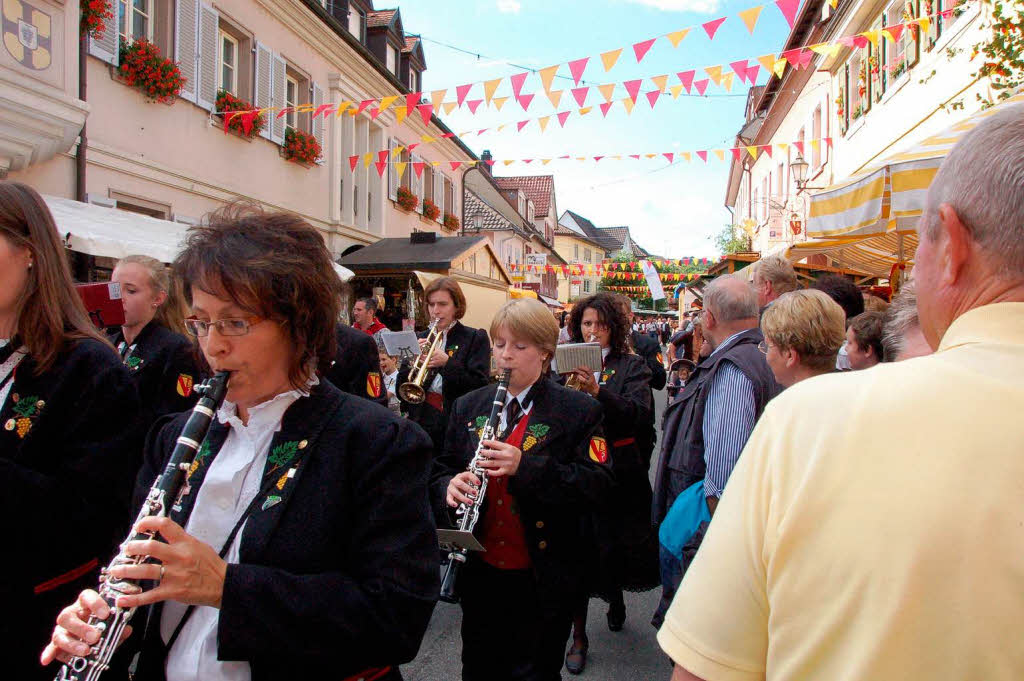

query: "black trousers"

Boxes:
[460, 559, 573, 681]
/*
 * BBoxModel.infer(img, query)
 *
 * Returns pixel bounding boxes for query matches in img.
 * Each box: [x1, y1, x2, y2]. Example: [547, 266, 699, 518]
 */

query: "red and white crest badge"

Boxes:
[589, 436, 608, 464]
[367, 372, 383, 398]
[176, 374, 194, 397]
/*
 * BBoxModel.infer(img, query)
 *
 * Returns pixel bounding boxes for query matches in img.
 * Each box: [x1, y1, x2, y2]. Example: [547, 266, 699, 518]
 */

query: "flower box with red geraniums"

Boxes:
[116, 39, 184, 104]
[396, 186, 418, 212]
[443, 212, 459, 231]
[423, 198, 440, 221]
[81, 0, 113, 39]
[283, 127, 322, 166]
[216, 89, 265, 139]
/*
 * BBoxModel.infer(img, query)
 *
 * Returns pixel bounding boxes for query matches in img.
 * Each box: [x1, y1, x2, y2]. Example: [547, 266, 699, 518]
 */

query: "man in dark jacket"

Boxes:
[651, 275, 782, 627]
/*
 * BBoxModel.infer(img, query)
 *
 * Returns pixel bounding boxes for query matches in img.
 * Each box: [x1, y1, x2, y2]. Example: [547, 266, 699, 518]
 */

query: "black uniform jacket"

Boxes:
[597, 352, 654, 474]
[432, 378, 613, 607]
[0, 338, 143, 681]
[324, 322, 388, 407]
[125, 380, 438, 681]
[631, 330, 667, 390]
[108, 321, 204, 421]
[400, 320, 490, 448]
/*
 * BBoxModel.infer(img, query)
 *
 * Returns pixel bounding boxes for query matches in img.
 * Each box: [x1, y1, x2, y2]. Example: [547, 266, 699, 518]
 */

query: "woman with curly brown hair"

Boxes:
[563, 293, 658, 675]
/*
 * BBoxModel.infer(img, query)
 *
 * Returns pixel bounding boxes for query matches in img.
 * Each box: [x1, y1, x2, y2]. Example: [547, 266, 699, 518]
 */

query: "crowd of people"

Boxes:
[3, 101, 1022, 681]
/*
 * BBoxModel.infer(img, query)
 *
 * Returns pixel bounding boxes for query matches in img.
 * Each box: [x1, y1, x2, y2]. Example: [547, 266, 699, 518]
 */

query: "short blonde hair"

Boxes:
[761, 289, 846, 372]
[862, 293, 890, 314]
[489, 298, 558, 368]
[752, 254, 799, 295]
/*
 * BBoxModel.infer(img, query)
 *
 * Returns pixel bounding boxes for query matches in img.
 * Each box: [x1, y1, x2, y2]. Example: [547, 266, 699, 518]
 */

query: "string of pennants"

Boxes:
[507, 258, 716, 280]
[604, 286, 676, 295]
[348, 137, 832, 176]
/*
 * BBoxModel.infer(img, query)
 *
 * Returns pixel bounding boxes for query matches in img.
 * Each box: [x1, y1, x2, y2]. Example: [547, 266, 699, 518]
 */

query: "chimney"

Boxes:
[480, 150, 492, 175]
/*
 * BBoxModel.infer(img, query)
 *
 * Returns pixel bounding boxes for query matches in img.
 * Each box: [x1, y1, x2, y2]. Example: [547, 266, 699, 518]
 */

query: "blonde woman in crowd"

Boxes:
[758, 289, 846, 387]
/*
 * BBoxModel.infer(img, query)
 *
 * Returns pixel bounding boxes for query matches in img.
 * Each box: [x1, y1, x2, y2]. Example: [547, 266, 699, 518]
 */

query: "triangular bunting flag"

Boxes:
[652, 74, 668, 92]
[518, 93, 534, 111]
[456, 84, 472, 107]
[731, 147, 741, 160]
[722, 72, 735, 92]
[335, 101, 352, 117]
[630, 154, 640, 159]
[633, 38, 656, 62]
[511, 72, 529, 99]
[775, 0, 800, 28]
[883, 24, 904, 43]
[663, 152, 674, 163]
[738, 5, 764, 34]
[693, 79, 710, 96]
[348, 155, 359, 172]
[599, 83, 616, 102]
[622, 98, 635, 114]
[547, 90, 564, 107]
[862, 30, 880, 47]
[557, 111, 571, 127]
[443, 102, 457, 115]
[395, 106, 407, 124]
[391, 145, 405, 158]
[450, 161, 462, 171]
[369, 106, 384, 121]
[702, 16, 727, 40]
[569, 57, 589, 85]
[852, 34, 869, 49]
[539, 65, 559, 92]
[917, 17, 931, 36]
[493, 97, 509, 111]
[417, 104, 433, 126]
[503, 159, 516, 166]
[572, 87, 590, 107]
[538, 116, 550, 132]
[677, 70, 695, 93]
[777, 142, 789, 152]
[594, 155, 604, 162]
[713, 149, 726, 161]
[746, 64, 762, 84]
[579, 106, 593, 115]
[761, 145, 773, 158]
[746, 146, 759, 159]
[541, 159, 552, 165]
[467, 99, 483, 114]
[600, 48, 623, 71]
[483, 78, 501, 104]
[378, 96, 398, 114]
[824, 137, 832, 148]
[312, 103, 335, 119]
[665, 28, 690, 47]
[363, 152, 373, 168]
[405, 92, 421, 113]
[682, 151, 691, 161]
[374, 160, 387, 177]
[523, 159, 534, 164]
[773, 58, 788, 79]
[600, 101, 615, 116]
[646, 90, 661, 108]
[624, 79, 643, 102]
[412, 161, 425, 178]
[757, 54, 777, 75]
[356, 99, 375, 115]
[697, 150, 708, 162]
[793, 140, 804, 155]
[809, 42, 841, 58]
[517, 120, 530, 132]
[729, 60, 749, 84]
[430, 90, 446, 110]
[395, 161, 407, 179]
[809, 139, 820, 152]
[669, 84, 684, 99]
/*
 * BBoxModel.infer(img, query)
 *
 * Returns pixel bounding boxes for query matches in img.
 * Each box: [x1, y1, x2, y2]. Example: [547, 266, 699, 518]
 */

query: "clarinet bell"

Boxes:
[439, 553, 464, 604]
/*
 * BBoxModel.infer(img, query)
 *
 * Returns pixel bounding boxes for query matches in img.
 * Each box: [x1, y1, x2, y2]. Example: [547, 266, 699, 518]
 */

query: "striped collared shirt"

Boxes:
[701, 333, 756, 498]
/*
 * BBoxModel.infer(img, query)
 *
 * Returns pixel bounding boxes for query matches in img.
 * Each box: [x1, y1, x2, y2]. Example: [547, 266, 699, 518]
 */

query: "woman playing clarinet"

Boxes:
[43, 204, 439, 681]
[563, 292, 658, 675]
[432, 298, 614, 681]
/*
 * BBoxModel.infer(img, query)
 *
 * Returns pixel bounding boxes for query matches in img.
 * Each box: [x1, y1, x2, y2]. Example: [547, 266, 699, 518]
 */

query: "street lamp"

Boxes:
[790, 154, 810, 192]
[472, 214, 483, 233]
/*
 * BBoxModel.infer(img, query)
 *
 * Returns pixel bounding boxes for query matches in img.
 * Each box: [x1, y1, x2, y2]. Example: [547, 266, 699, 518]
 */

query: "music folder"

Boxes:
[438, 529, 486, 552]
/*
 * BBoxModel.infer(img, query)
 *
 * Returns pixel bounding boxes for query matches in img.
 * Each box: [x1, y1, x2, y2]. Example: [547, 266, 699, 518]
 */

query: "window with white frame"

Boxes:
[409, 69, 419, 93]
[518, 193, 526, 217]
[118, 0, 153, 44]
[218, 31, 238, 95]
[348, 9, 365, 42]
[285, 75, 298, 130]
[811, 107, 821, 169]
[584, 248, 592, 263]
[386, 45, 398, 75]
[583, 279, 592, 293]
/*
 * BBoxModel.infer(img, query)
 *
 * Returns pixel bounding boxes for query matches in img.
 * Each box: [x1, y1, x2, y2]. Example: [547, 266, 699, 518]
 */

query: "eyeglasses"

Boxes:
[185, 316, 263, 337]
[757, 340, 770, 354]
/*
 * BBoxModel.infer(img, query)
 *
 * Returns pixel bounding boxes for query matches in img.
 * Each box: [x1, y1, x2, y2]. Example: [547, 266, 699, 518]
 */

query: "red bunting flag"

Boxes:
[693, 79, 710, 95]
[511, 72, 529, 99]
[677, 70, 695, 93]
[377, 150, 389, 163]
[348, 155, 359, 172]
[825, 137, 833, 148]
[697, 150, 708, 162]
[417, 104, 433, 126]
[761, 145, 773, 158]
[594, 155, 605, 162]
[663, 152, 674, 163]
[276, 107, 292, 120]
[729, 60, 749, 84]
[374, 160, 387, 177]
[557, 111, 571, 127]
[624, 79, 643, 103]
[517, 120, 530, 131]
[633, 38, 656, 62]
[313, 103, 334, 119]
[775, 0, 800, 28]
[450, 161, 462, 171]
[356, 99, 375, 115]
[412, 162, 425, 178]
[456, 83, 473, 107]
[646, 90, 661, 108]
[467, 99, 483, 113]
[793, 140, 805, 155]
[572, 87, 590, 107]
[886, 23, 905, 42]
[852, 34, 869, 49]
[406, 92, 422, 113]
[569, 57, 589, 85]
[629, 154, 640, 159]
[731, 148, 741, 160]
[745, 64, 761, 84]
[369, 107, 383, 121]
[702, 16, 727, 40]
[518, 93, 534, 111]
[600, 101, 615, 117]
[523, 159, 533, 164]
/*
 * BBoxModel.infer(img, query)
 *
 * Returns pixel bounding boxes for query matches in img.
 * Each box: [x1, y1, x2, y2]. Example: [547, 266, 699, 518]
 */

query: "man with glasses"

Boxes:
[651, 275, 780, 629]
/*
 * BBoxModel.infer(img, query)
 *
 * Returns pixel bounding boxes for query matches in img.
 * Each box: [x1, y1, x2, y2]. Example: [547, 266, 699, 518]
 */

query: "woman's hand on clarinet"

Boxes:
[477, 440, 523, 478]
[447, 471, 482, 508]
[571, 367, 600, 397]
[109, 516, 227, 610]
[41, 589, 133, 666]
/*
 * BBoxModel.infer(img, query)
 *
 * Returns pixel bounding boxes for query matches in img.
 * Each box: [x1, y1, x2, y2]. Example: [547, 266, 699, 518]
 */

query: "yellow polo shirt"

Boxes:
[658, 302, 1024, 681]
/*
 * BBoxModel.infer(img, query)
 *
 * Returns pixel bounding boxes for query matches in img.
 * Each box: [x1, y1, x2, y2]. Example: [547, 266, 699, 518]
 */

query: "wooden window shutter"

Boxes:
[174, 0, 198, 102]
[312, 82, 325, 161]
[88, 12, 119, 65]
[196, 3, 218, 111]
[388, 138, 399, 200]
[411, 154, 423, 212]
[271, 54, 286, 145]
[434, 171, 444, 221]
[254, 42, 273, 140]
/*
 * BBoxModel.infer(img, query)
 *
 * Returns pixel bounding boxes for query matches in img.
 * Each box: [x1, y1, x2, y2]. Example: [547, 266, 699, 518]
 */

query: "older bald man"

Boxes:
[659, 104, 1024, 681]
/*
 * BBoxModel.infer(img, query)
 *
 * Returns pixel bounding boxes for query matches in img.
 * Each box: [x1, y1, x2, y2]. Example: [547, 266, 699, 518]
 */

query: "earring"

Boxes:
[27, 262, 33, 269]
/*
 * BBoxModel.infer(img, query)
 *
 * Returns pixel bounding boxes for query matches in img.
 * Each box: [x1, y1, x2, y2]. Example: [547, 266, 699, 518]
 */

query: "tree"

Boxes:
[598, 254, 707, 310]
[971, 0, 1024, 108]
[714, 223, 753, 255]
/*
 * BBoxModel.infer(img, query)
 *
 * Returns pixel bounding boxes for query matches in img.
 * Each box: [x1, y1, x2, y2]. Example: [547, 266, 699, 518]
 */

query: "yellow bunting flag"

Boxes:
[421, 135, 436, 143]
[378, 95, 398, 113]
[917, 17, 931, 34]
[746, 146, 760, 159]
[651, 74, 669, 92]
[601, 48, 623, 71]
[777, 142, 789, 152]
[599, 83, 616, 103]
[443, 102, 457, 115]
[810, 139, 821, 152]
[335, 101, 352, 117]
[431, 89, 447, 110]
[705, 65, 723, 86]
[395, 162, 407, 179]
[579, 106, 593, 115]
[395, 106, 407, 124]
[682, 151, 692, 161]
[738, 5, 764, 34]
[773, 58, 788, 79]
[539, 65, 559, 92]
[503, 159, 516, 166]
[862, 30, 880, 47]
[758, 54, 778, 75]
[539, 116, 550, 132]
[577, 157, 587, 161]
[431, 161, 440, 166]
[497, 124, 506, 131]
[829, 0, 837, 7]
[669, 84, 684, 99]
[622, 98, 635, 114]
[810, 42, 841, 58]
[391, 145, 405, 158]
[363, 152, 374, 167]
[484, 78, 501, 104]
[665, 28, 690, 47]
[548, 90, 564, 107]
[645, 153, 657, 159]
[713, 149, 725, 161]
[541, 159, 552, 165]
[494, 97, 509, 111]
[296, 104, 315, 113]
[722, 72, 735, 92]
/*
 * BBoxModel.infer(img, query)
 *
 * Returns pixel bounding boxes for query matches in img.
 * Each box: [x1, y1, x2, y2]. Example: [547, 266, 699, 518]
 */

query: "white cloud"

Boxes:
[496, 0, 522, 14]
[623, 0, 721, 13]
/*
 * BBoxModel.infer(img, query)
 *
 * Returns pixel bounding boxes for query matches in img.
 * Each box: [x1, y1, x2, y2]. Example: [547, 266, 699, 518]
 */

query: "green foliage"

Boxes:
[971, 0, 1024, 108]
[714, 223, 752, 255]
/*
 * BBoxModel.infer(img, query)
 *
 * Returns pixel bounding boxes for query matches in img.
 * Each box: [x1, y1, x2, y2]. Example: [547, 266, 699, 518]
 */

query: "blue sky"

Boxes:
[393, 0, 800, 258]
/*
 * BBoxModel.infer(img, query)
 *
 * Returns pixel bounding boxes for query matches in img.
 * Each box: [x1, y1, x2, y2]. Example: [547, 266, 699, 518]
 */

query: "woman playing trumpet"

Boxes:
[432, 298, 613, 681]
[563, 293, 658, 675]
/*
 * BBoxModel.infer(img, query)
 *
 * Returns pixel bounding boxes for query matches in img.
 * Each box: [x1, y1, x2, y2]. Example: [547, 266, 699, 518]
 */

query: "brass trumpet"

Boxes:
[399, 318, 444, 404]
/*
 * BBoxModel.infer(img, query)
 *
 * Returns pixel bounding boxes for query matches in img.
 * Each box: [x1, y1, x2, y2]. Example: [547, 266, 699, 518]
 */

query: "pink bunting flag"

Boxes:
[523, 159, 533, 164]
[456, 83, 473, 107]
[646, 90, 661, 108]
[697, 150, 708, 162]
[663, 152, 674, 163]
[557, 111, 571, 127]
[886, 23, 905, 42]
[940, 7, 954, 19]
[702, 16, 727, 40]
[313, 103, 334, 119]
[729, 60, 749, 84]
[407, 143, 420, 151]
[852, 34, 869, 49]
[477, 128, 489, 135]
[378, 150, 389, 164]
[511, 72, 529, 99]
[825, 137, 833, 148]
[731, 148, 741, 160]
[572, 87, 590, 107]
[518, 93, 534, 111]
[412, 162, 425, 178]
[600, 101, 615, 117]
[369, 107, 383, 121]
[417, 104, 433, 126]
[633, 38, 656, 62]
[484, 159, 496, 166]
[450, 161, 462, 171]
[441, 132, 455, 138]
[594, 156, 605, 162]
[693, 79, 710, 96]
[569, 57, 589, 85]
[348, 155, 359, 172]
[677, 70, 696, 93]
[793, 140, 805, 155]
[406, 92, 422, 113]
[467, 99, 483, 114]
[374, 160, 387, 177]
[838, 35, 857, 48]
[761, 145, 773, 158]
[624, 79, 643, 103]
[356, 99, 375, 115]
[517, 120, 530, 132]
[629, 154, 640, 159]
[775, 0, 800, 28]
[781, 48, 813, 69]
[276, 107, 292, 120]
[745, 64, 761, 84]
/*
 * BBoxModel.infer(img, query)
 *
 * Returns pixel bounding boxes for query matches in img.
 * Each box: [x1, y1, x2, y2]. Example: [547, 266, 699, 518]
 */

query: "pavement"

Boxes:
[404, 385, 671, 681]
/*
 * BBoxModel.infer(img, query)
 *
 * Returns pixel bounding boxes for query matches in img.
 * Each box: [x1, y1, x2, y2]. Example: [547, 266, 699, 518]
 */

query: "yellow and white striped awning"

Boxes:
[787, 232, 918, 279]
[807, 90, 1024, 239]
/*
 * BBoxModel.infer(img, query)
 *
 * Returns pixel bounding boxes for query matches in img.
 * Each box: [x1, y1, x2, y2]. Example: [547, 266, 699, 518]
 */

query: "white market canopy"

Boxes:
[48, 195, 189, 263]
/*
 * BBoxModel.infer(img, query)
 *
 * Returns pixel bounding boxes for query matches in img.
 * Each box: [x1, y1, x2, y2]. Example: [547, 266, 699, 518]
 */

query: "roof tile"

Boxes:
[493, 175, 554, 217]
[367, 9, 396, 28]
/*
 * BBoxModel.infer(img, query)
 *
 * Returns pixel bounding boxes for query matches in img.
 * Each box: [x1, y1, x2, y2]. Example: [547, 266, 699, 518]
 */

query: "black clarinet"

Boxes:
[439, 369, 512, 603]
[56, 371, 230, 681]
